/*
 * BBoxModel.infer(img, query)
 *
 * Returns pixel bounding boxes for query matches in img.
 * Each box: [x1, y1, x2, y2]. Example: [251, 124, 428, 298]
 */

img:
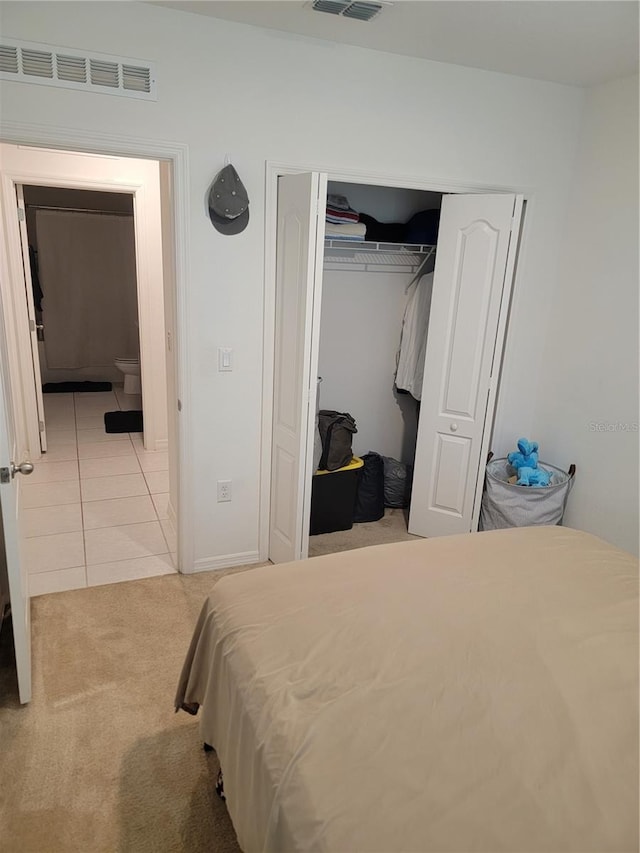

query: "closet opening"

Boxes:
[309, 181, 443, 557]
[267, 165, 523, 565]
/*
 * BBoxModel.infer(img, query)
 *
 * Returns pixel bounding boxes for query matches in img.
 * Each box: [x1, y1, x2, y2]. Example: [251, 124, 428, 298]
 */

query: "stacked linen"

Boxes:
[325, 193, 366, 242]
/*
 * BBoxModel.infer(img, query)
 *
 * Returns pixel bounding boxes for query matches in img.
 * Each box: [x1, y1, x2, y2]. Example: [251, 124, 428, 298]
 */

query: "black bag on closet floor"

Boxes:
[317, 410, 357, 471]
[382, 456, 413, 508]
[353, 452, 385, 523]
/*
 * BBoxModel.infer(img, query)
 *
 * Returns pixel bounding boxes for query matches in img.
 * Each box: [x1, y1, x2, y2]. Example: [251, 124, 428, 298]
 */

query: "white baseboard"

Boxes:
[186, 550, 261, 574]
[152, 438, 169, 452]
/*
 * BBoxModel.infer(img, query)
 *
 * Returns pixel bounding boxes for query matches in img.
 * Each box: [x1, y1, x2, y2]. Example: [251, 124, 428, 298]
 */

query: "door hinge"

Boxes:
[177, 399, 182, 412]
[317, 198, 324, 218]
[17, 207, 25, 222]
[39, 420, 45, 432]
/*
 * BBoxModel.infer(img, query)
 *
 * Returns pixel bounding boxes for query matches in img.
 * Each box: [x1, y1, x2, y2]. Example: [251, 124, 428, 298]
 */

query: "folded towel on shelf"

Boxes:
[325, 233, 366, 242]
[326, 205, 360, 224]
[325, 221, 367, 239]
[327, 193, 351, 211]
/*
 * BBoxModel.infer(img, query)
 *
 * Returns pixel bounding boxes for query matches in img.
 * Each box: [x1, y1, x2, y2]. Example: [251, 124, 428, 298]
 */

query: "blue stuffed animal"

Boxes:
[516, 466, 551, 487]
[508, 437, 539, 472]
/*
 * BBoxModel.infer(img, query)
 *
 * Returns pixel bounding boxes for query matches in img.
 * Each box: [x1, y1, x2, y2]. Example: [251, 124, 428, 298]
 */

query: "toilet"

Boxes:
[114, 357, 141, 395]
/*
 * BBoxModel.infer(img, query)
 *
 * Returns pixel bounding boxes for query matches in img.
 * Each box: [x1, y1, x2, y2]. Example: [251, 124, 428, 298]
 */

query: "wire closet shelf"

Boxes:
[324, 239, 436, 274]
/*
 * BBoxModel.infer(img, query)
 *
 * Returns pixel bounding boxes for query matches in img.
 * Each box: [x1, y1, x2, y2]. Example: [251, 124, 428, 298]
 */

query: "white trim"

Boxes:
[0, 119, 194, 573]
[0, 171, 41, 461]
[260, 159, 535, 561]
[167, 498, 177, 529]
[191, 550, 262, 574]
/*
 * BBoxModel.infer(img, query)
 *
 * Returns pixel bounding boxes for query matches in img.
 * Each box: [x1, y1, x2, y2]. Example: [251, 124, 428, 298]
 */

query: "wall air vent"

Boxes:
[311, 0, 385, 21]
[0, 38, 157, 100]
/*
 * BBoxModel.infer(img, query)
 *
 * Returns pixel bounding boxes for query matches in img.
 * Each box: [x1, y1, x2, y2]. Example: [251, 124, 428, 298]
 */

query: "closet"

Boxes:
[315, 181, 442, 546]
[269, 171, 523, 564]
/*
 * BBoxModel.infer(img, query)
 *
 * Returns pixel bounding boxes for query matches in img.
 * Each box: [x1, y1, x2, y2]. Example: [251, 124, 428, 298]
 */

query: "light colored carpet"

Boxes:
[1, 516, 416, 852]
[0, 568, 255, 853]
[309, 507, 420, 557]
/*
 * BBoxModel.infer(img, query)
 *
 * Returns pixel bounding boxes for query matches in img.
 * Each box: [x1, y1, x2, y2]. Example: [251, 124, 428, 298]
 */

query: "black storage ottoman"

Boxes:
[309, 457, 364, 535]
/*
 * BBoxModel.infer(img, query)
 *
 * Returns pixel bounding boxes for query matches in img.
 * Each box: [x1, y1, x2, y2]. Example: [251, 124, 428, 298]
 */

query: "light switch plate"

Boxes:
[218, 347, 233, 372]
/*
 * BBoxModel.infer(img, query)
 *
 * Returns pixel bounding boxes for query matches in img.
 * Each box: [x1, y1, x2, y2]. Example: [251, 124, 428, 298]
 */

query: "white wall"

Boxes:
[318, 268, 419, 464]
[0, 2, 587, 566]
[532, 75, 639, 555]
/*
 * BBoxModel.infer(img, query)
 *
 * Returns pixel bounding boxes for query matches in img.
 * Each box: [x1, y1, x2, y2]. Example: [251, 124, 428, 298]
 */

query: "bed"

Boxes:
[175, 526, 639, 852]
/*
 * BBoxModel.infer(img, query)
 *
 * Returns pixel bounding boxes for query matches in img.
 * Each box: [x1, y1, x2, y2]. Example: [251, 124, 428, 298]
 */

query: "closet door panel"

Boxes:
[409, 193, 522, 538]
[270, 172, 326, 563]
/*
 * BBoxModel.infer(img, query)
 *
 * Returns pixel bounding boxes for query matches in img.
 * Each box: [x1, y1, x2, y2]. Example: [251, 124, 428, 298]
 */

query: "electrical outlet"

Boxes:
[217, 479, 232, 502]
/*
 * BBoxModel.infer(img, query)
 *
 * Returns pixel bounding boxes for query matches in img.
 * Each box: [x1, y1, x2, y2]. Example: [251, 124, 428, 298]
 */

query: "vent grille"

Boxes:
[22, 48, 54, 78]
[0, 38, 156, 100]
[89, 58, 119, 88]
[56, 54, 87, 83]
[311, 0, 384, 21]
[122, 64, 151, 93]
[0, 44, 19, 74]
[343, 2, 383, 20]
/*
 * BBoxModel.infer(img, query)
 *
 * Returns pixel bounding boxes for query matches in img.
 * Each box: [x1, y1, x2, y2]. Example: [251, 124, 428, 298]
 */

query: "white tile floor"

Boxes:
[24, 386, 177, 596]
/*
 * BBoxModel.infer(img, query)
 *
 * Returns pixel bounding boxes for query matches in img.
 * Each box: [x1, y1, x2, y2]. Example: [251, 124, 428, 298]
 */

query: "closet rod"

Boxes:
[26, 204, 133, 217]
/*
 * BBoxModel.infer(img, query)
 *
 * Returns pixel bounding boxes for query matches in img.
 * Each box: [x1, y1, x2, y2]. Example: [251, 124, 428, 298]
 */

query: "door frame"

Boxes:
[260, 160, 535, 561]
[0, 120, 194, 574]
[2, 160, 165, 455]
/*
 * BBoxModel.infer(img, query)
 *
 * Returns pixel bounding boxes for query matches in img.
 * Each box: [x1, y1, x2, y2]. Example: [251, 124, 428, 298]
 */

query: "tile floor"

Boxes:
[23, 386, 177, 597]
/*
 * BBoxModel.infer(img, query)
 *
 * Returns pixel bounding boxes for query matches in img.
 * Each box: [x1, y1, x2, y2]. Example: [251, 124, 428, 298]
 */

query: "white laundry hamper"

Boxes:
[479, 455, 576, 531]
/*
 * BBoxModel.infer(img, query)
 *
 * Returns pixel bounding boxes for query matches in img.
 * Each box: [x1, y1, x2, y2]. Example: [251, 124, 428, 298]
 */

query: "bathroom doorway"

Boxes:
[22, 185, 141, 405]
[0, 143, 179, 595]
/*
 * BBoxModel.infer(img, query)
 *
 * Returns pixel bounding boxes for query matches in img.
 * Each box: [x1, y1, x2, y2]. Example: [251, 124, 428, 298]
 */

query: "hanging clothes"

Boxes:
[395, 272, 434, 401]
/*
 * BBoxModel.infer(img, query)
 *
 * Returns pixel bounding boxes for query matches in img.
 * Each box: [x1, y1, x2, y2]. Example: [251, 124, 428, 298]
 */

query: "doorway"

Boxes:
[0, 143, 179, 595]
[264, 166, 525, 564]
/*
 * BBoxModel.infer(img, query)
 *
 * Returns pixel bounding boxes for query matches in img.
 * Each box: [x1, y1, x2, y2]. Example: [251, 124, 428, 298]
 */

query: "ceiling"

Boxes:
[147, 1, 639, 87]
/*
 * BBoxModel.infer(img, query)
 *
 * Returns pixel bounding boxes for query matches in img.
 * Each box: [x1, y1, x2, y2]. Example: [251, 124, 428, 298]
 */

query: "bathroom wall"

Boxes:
[24, 186, 138, 383]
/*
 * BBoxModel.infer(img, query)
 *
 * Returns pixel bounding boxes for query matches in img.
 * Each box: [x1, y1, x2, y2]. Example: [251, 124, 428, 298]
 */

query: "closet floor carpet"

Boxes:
[309, 507, 420, 557]
[0, 569, 256, 853]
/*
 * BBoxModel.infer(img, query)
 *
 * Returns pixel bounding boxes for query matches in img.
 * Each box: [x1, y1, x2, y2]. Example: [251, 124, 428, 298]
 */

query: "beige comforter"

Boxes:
[176, 526, 639, 852]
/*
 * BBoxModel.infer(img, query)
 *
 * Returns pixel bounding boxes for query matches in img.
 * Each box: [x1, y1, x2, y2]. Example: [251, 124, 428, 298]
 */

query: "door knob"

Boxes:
[450, 423, 458, 432]
[0, 461, 34, 484]
[11, 461, 34, 477]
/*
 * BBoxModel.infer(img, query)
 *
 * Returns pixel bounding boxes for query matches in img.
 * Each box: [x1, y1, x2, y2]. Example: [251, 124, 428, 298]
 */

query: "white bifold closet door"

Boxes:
[409, 193, 523, 537]
[269, 173, 327, 564]
[269, 178, 522, 562]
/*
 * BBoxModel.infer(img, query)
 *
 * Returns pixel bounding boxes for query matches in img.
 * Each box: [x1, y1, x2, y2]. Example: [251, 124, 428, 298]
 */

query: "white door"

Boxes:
[15, 186, 47, 451]
[269, 172, 327, 563]
[0, 326, 33, 704]
[409, 193, 523, 537]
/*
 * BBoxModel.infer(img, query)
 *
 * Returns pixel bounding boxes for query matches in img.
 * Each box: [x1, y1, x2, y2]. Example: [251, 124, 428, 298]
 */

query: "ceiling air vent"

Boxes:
[0, 38, 157, 100]
[311, 0, 385, 21]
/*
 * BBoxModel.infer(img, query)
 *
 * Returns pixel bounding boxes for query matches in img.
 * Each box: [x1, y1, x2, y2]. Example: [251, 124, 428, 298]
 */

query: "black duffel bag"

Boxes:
[353, 452, 385, 523]
[317, 410, 357, 471]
